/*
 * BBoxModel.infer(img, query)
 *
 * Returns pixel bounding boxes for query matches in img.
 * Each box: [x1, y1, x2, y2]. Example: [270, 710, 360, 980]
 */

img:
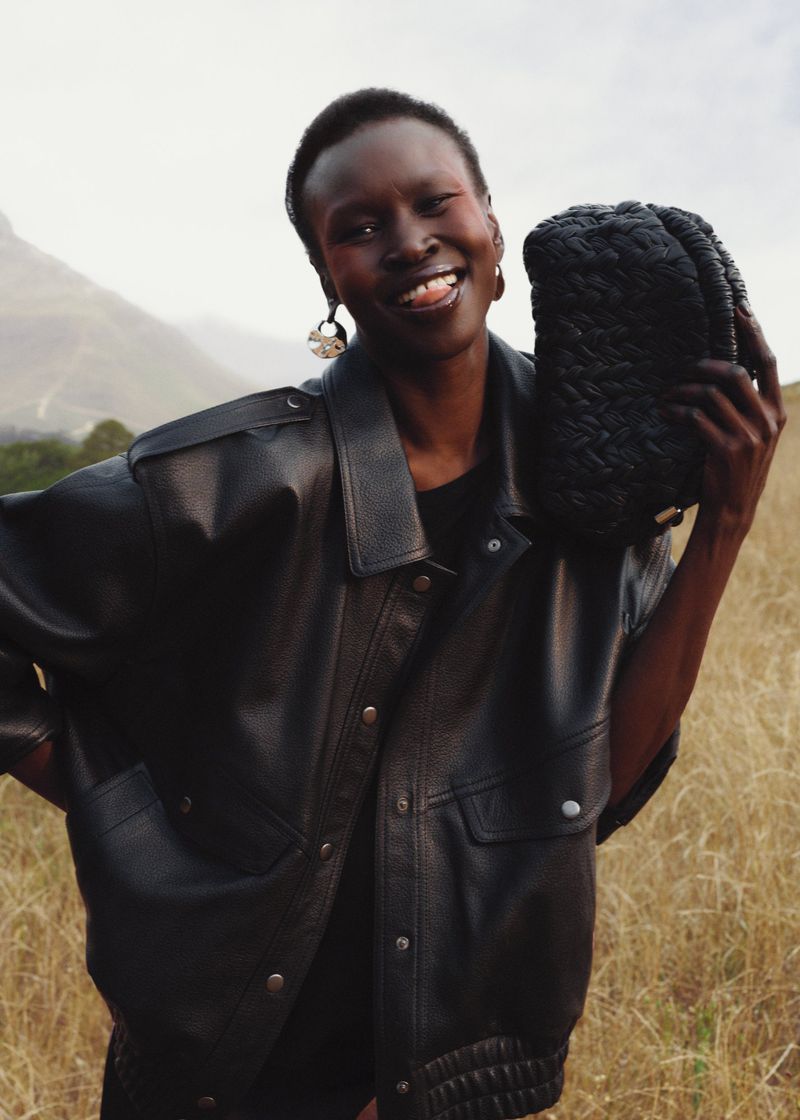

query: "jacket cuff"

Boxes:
[595, 723, 680, 845]
[0, 643, 63, 774]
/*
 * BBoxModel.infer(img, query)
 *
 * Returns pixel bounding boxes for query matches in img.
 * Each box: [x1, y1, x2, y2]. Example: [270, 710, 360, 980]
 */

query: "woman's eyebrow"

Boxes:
[333, 175, 459, 212]
[323, 174, 463, 229]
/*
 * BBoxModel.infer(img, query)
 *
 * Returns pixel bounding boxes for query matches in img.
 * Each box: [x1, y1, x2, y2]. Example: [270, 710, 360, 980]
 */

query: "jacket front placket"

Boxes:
[371, 509, 532, 1120]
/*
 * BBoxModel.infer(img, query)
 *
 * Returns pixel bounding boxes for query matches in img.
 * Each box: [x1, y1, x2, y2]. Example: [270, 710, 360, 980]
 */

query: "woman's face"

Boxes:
[304, 117, 503, 368]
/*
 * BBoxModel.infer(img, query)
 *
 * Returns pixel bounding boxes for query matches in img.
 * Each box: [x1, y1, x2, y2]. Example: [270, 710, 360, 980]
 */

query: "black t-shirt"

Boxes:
[246, 459, 494, 1106]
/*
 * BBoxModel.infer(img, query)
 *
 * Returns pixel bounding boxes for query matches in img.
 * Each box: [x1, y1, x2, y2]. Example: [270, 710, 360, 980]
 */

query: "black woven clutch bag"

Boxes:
[522, 200, 753, 546]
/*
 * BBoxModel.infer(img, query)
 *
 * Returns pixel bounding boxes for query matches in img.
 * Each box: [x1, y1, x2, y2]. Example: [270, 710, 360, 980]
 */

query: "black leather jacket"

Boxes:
[0, 334, 677, 1120]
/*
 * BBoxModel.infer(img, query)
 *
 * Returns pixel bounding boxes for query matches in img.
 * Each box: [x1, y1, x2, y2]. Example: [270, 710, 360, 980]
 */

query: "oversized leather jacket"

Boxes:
[0, 334, 677, 1120]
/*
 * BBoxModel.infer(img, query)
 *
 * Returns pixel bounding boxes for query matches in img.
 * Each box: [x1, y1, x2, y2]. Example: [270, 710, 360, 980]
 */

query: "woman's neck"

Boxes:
[376, 336, 491, 491]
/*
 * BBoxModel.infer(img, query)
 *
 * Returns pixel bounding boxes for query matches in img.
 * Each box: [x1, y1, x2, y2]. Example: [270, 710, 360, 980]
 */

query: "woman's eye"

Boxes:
[419, 195, 451, 213]
[341, 223, 377, 241]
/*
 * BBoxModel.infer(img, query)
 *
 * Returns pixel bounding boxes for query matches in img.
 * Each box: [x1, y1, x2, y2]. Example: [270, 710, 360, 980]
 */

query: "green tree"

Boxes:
[75, 419, 134, 466]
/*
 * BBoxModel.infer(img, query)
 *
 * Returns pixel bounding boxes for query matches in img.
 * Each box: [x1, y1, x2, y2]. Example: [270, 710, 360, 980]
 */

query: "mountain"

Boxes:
[0, 212, 259, 437]
[174, 315, 323, 389]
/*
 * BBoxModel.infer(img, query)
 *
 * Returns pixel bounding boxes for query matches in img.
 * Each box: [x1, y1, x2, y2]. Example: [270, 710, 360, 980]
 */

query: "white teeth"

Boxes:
[398, 272, 458, 305]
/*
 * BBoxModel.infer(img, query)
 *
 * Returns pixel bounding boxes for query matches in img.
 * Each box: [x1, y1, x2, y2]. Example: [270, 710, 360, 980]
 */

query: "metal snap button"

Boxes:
[197, 1097, 217, 1111]
[396, 796, 410, 813]
[412, 574, 432, 593]
[265, 973, 285, 993]
[396, 936, 410, 951]
[396, 1080, 410, 1095]
[487, 538, 502, 553]
[319, 842, 334, 862]
[561, 800, 581, 820]
[361, 706, 378, 726]
[286, 394, 303, 409]
[178, 796, 192, 815]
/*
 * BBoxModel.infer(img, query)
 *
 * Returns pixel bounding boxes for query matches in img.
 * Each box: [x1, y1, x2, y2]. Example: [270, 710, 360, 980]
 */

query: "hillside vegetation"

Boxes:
[0, 420, 133, 493]
[0, 393, 797, 1119]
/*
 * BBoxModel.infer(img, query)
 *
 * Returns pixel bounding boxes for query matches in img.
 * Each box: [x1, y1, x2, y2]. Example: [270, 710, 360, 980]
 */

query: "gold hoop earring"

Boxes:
[307, 315, 348, 359]
[494, 265, 505, 302]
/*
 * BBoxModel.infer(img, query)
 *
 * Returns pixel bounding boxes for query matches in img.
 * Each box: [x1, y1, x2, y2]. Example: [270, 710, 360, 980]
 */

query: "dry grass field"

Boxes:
[1, 390, 798, 1120]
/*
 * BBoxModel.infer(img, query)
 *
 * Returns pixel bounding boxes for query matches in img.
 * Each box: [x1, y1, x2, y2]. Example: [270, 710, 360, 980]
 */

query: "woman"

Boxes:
[4, 90, 784, 1120]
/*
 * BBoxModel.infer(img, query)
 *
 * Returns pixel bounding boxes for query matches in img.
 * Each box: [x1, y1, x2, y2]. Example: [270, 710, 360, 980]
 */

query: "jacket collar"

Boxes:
[322, 332, 538, 578]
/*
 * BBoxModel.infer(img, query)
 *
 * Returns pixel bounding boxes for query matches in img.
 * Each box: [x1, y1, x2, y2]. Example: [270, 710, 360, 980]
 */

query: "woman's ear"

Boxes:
[485, 195, 504, 264]
[310, 256, 340, 320]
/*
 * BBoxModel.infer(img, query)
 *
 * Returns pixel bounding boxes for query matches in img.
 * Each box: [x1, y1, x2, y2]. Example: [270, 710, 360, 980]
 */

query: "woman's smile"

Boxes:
[394, 269, 460, 308]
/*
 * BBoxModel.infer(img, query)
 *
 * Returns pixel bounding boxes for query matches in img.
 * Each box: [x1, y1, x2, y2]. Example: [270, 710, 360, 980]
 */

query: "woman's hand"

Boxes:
[660, 305, 786, 538]
[355, 1096, 378, 1120]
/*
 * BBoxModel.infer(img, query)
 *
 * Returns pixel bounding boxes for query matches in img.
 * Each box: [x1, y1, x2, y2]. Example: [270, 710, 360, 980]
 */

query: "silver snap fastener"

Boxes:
[561, 800, 581, 820]
[265, 973, 285, 993]
[396, 1081, 410, 1095]
[361, 706, 378, 726]
[396, 935, 410, 951]
[286, 394, 303, 409]
[396, 796, 410, 813]
[319, 842, 334, 862]
[179, 796, 192, 815]
[487, 538, 502, 553]
[197, 1098, 217, 1111]
[412, 574, 432, 593]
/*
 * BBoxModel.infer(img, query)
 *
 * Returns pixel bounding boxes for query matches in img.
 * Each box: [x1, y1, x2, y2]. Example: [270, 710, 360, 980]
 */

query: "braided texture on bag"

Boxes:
[523, 200, 752, 546]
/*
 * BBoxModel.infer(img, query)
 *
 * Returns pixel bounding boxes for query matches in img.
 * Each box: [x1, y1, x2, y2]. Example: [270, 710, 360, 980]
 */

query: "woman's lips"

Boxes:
[408, 284, 454, 308]
[395, 271, 459, 308]
[392, 272, 463, 314]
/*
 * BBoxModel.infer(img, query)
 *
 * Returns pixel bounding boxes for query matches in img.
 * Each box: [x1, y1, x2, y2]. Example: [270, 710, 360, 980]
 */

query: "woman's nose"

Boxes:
[382, 216, 438, 268]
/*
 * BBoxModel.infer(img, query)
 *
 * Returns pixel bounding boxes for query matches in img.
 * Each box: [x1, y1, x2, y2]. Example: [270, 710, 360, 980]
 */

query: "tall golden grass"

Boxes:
[1, 392, 797, 1120]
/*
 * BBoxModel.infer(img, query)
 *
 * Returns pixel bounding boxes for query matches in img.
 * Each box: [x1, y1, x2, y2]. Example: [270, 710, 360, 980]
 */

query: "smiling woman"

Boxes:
[1, 88, 784, 1120]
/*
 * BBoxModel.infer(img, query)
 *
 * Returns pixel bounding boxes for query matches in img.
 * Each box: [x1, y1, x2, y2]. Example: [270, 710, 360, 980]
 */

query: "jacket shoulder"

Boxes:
[128, 385, 319, 468]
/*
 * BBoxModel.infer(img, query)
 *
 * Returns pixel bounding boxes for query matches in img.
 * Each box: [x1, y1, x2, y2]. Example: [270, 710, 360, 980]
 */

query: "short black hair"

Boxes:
[285, 88, 489, 255]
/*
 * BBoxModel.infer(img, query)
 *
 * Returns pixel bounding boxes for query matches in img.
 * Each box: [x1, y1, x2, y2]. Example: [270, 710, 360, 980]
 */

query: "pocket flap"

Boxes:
[170, 762, 304, 874]
[460, 730, 611, 842]
[68, 763, 159, 841]
[68, 761, 298, 875]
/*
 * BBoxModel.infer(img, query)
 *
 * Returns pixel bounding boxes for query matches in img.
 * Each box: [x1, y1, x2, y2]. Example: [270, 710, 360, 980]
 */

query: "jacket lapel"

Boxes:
[322, 340, 430, 577]
[486, 333, 538, 522]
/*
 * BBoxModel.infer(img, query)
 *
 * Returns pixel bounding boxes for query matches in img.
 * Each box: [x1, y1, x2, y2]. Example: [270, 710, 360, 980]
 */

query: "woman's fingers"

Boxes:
[663, 307, 786, 442]
[658, 305, 786, 534]
[355, 1096, 378, 1120]
[735, 304, 783, 409]
[662, 381, 758, 439]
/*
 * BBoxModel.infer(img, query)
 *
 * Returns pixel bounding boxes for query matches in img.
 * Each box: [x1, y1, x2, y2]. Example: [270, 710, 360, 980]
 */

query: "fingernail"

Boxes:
[738, 301, 753, 317]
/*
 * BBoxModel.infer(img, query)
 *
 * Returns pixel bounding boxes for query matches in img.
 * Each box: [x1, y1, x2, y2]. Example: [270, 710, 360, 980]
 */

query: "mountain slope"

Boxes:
[0, 212, 258, 436]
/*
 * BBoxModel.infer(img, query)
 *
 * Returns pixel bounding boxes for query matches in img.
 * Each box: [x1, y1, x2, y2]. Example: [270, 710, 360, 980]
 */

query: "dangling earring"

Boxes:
[494, 264, 505, 302]
[308, 308, 348, 359]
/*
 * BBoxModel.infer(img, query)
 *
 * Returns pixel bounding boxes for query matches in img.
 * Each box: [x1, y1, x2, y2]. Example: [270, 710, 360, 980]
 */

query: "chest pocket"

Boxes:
[458, 721, 611, 842]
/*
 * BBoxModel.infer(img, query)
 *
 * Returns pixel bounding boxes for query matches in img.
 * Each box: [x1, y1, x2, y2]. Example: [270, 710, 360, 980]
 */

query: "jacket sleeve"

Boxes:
[0, 453, 155, 774]
[596, 530, 680, 844]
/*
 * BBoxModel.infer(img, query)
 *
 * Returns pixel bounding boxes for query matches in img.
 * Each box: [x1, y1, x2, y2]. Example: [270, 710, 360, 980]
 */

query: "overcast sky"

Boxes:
[2, 0, 798, 382]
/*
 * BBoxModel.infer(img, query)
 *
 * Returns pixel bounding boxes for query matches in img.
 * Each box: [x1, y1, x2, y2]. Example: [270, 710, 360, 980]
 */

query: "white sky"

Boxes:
[1, 0, 798, 382]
